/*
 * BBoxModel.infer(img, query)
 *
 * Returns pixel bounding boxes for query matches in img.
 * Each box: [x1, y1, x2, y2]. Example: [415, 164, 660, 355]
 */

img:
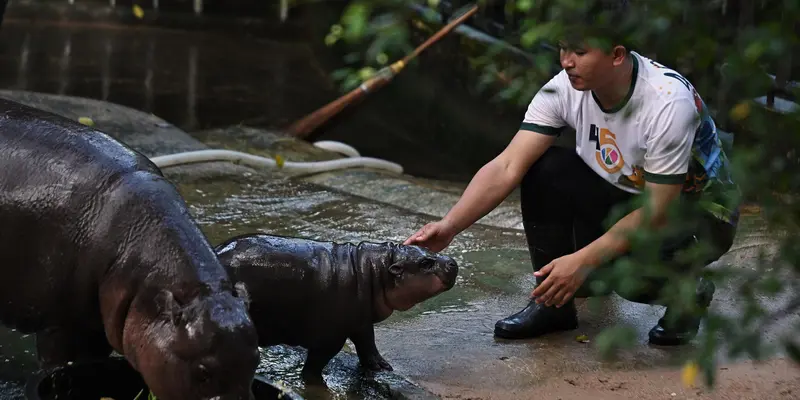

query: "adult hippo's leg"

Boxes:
[302, 339, 347, 384]
[35, 327, 113, 368]
[349, 326, 392, 372]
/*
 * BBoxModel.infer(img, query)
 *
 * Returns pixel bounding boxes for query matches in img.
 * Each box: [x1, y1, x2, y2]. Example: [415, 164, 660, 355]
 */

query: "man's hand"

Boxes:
[531, 252, 592, 307]
[403, 220, 458, 253]
[531, 180, 684, 308]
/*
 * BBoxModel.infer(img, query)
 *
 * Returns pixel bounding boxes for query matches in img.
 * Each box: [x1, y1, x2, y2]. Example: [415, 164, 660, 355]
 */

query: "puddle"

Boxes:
[256, 346, 422, 400]
[0, 328, 42, 399]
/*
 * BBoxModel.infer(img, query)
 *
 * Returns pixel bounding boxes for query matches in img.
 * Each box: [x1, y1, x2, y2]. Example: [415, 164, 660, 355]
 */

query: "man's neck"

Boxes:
[592, 55, 635, 111]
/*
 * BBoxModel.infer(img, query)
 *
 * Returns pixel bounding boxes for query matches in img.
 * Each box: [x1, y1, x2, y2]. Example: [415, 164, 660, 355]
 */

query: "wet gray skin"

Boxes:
[214, 233, 459, 385]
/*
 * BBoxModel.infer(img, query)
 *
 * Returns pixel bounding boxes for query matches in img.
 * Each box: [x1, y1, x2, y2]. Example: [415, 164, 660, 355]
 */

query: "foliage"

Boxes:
[324, 0, 800, 388]
[132, 389, 157, 400]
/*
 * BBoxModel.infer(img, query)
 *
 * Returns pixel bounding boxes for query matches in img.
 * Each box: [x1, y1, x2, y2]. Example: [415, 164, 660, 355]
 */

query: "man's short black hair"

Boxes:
[560, 0, 634, 52]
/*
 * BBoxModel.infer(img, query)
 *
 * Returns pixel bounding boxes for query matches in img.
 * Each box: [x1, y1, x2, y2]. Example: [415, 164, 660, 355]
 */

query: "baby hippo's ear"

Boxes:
[388, 263, 404, 278]
[234, 281, 251, 308]
[155, 289, 184, 326]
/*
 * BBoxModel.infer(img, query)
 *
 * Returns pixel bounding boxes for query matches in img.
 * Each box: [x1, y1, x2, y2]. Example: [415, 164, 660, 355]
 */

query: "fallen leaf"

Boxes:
[132, 4, 145, 18]
[78, 117, 94, 126]
[274, 154, 285, 168]
[682, 360, 699, 388]
[575, 334, 590, 343]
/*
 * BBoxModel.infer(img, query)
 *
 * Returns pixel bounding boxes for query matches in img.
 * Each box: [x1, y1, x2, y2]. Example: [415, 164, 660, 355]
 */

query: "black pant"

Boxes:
[520, 146, 737, 305]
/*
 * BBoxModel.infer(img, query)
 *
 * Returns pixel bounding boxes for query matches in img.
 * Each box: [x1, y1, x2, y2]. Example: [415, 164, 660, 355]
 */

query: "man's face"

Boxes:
[558, 41, 626, 91]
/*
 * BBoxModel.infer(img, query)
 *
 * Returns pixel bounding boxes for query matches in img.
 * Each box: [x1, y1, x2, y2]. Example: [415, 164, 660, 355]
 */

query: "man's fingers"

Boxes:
[531, 276, 552, 297]
[544, 287, 561, 306]
[404, 228, 428, 245]
[533, 263, 554, 278]
[553, 289, 574, 308]
[535, 279, 560, 304]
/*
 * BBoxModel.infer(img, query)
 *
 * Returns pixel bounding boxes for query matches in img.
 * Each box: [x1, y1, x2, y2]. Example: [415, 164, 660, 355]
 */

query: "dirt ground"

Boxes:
[420, 358, 800, 400]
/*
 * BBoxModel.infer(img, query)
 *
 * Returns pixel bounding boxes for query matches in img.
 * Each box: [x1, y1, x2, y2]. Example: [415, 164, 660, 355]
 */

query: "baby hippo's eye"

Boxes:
[420, 258, 435, 269]
[196, 364, 212, 383]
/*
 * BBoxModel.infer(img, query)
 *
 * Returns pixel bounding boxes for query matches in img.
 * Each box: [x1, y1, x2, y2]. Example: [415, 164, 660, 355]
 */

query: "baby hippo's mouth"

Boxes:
[437, 258, 459, 291]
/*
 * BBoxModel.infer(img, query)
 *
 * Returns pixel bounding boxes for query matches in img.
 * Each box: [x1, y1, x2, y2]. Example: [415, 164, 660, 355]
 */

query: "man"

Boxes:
[403, 6, 740, 346]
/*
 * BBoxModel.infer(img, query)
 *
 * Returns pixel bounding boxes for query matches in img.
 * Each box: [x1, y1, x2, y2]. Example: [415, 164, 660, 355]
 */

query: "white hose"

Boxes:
[312, 140, 361, 157]
[149, 142, 403, 174]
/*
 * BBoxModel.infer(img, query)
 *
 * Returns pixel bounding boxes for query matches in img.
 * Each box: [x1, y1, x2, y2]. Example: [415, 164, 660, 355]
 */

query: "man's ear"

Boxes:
[611, 45, 628, 66]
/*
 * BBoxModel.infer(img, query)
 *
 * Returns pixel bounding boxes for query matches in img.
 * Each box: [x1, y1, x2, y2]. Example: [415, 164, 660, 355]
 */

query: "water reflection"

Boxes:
[0, 19, 333, 133]
[0, 327, 39, 400]
[257, 346, 410, 400]
[0, 10, 531, 181]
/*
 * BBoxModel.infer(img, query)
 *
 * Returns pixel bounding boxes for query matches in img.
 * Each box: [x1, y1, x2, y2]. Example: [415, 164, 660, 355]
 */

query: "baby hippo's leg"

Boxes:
[302, 340, 345, 385]
[350, 326, 392, 372]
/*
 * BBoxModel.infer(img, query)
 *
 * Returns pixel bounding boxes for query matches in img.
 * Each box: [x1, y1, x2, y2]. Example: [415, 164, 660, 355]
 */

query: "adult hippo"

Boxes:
[0, 98, 260, 400]
[214, 233, 459, 383]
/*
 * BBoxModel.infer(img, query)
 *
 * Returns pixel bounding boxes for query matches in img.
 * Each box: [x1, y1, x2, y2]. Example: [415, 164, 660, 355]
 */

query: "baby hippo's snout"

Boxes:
[436, 255, 459, 290]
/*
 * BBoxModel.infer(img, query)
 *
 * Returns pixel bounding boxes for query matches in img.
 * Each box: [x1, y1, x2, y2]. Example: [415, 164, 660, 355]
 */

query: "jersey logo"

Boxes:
[588, 124, 646, 190]
[588, 124, 625, 174]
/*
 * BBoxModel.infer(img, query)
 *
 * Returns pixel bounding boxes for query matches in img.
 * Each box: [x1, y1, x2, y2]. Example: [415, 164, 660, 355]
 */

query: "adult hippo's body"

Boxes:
[0, 99, 259, 400]
[214, 233, 459, 383]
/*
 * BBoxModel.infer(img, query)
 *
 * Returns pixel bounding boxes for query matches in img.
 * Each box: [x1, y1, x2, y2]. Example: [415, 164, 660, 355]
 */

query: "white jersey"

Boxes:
[520, 51, 738, 224]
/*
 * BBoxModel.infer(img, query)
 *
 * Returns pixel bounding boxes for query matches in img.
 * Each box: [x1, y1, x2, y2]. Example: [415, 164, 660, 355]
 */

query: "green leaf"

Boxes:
[330, 68, 354, 81]
[700, 354, 717, 388]
[515, 0, 532, 12]
[341, 1, 371, 41]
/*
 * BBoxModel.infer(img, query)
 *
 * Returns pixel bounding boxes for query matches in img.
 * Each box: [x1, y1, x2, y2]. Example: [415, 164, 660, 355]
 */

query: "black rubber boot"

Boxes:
[648, 277, 715, 346]
[494, 297, 579, 339]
